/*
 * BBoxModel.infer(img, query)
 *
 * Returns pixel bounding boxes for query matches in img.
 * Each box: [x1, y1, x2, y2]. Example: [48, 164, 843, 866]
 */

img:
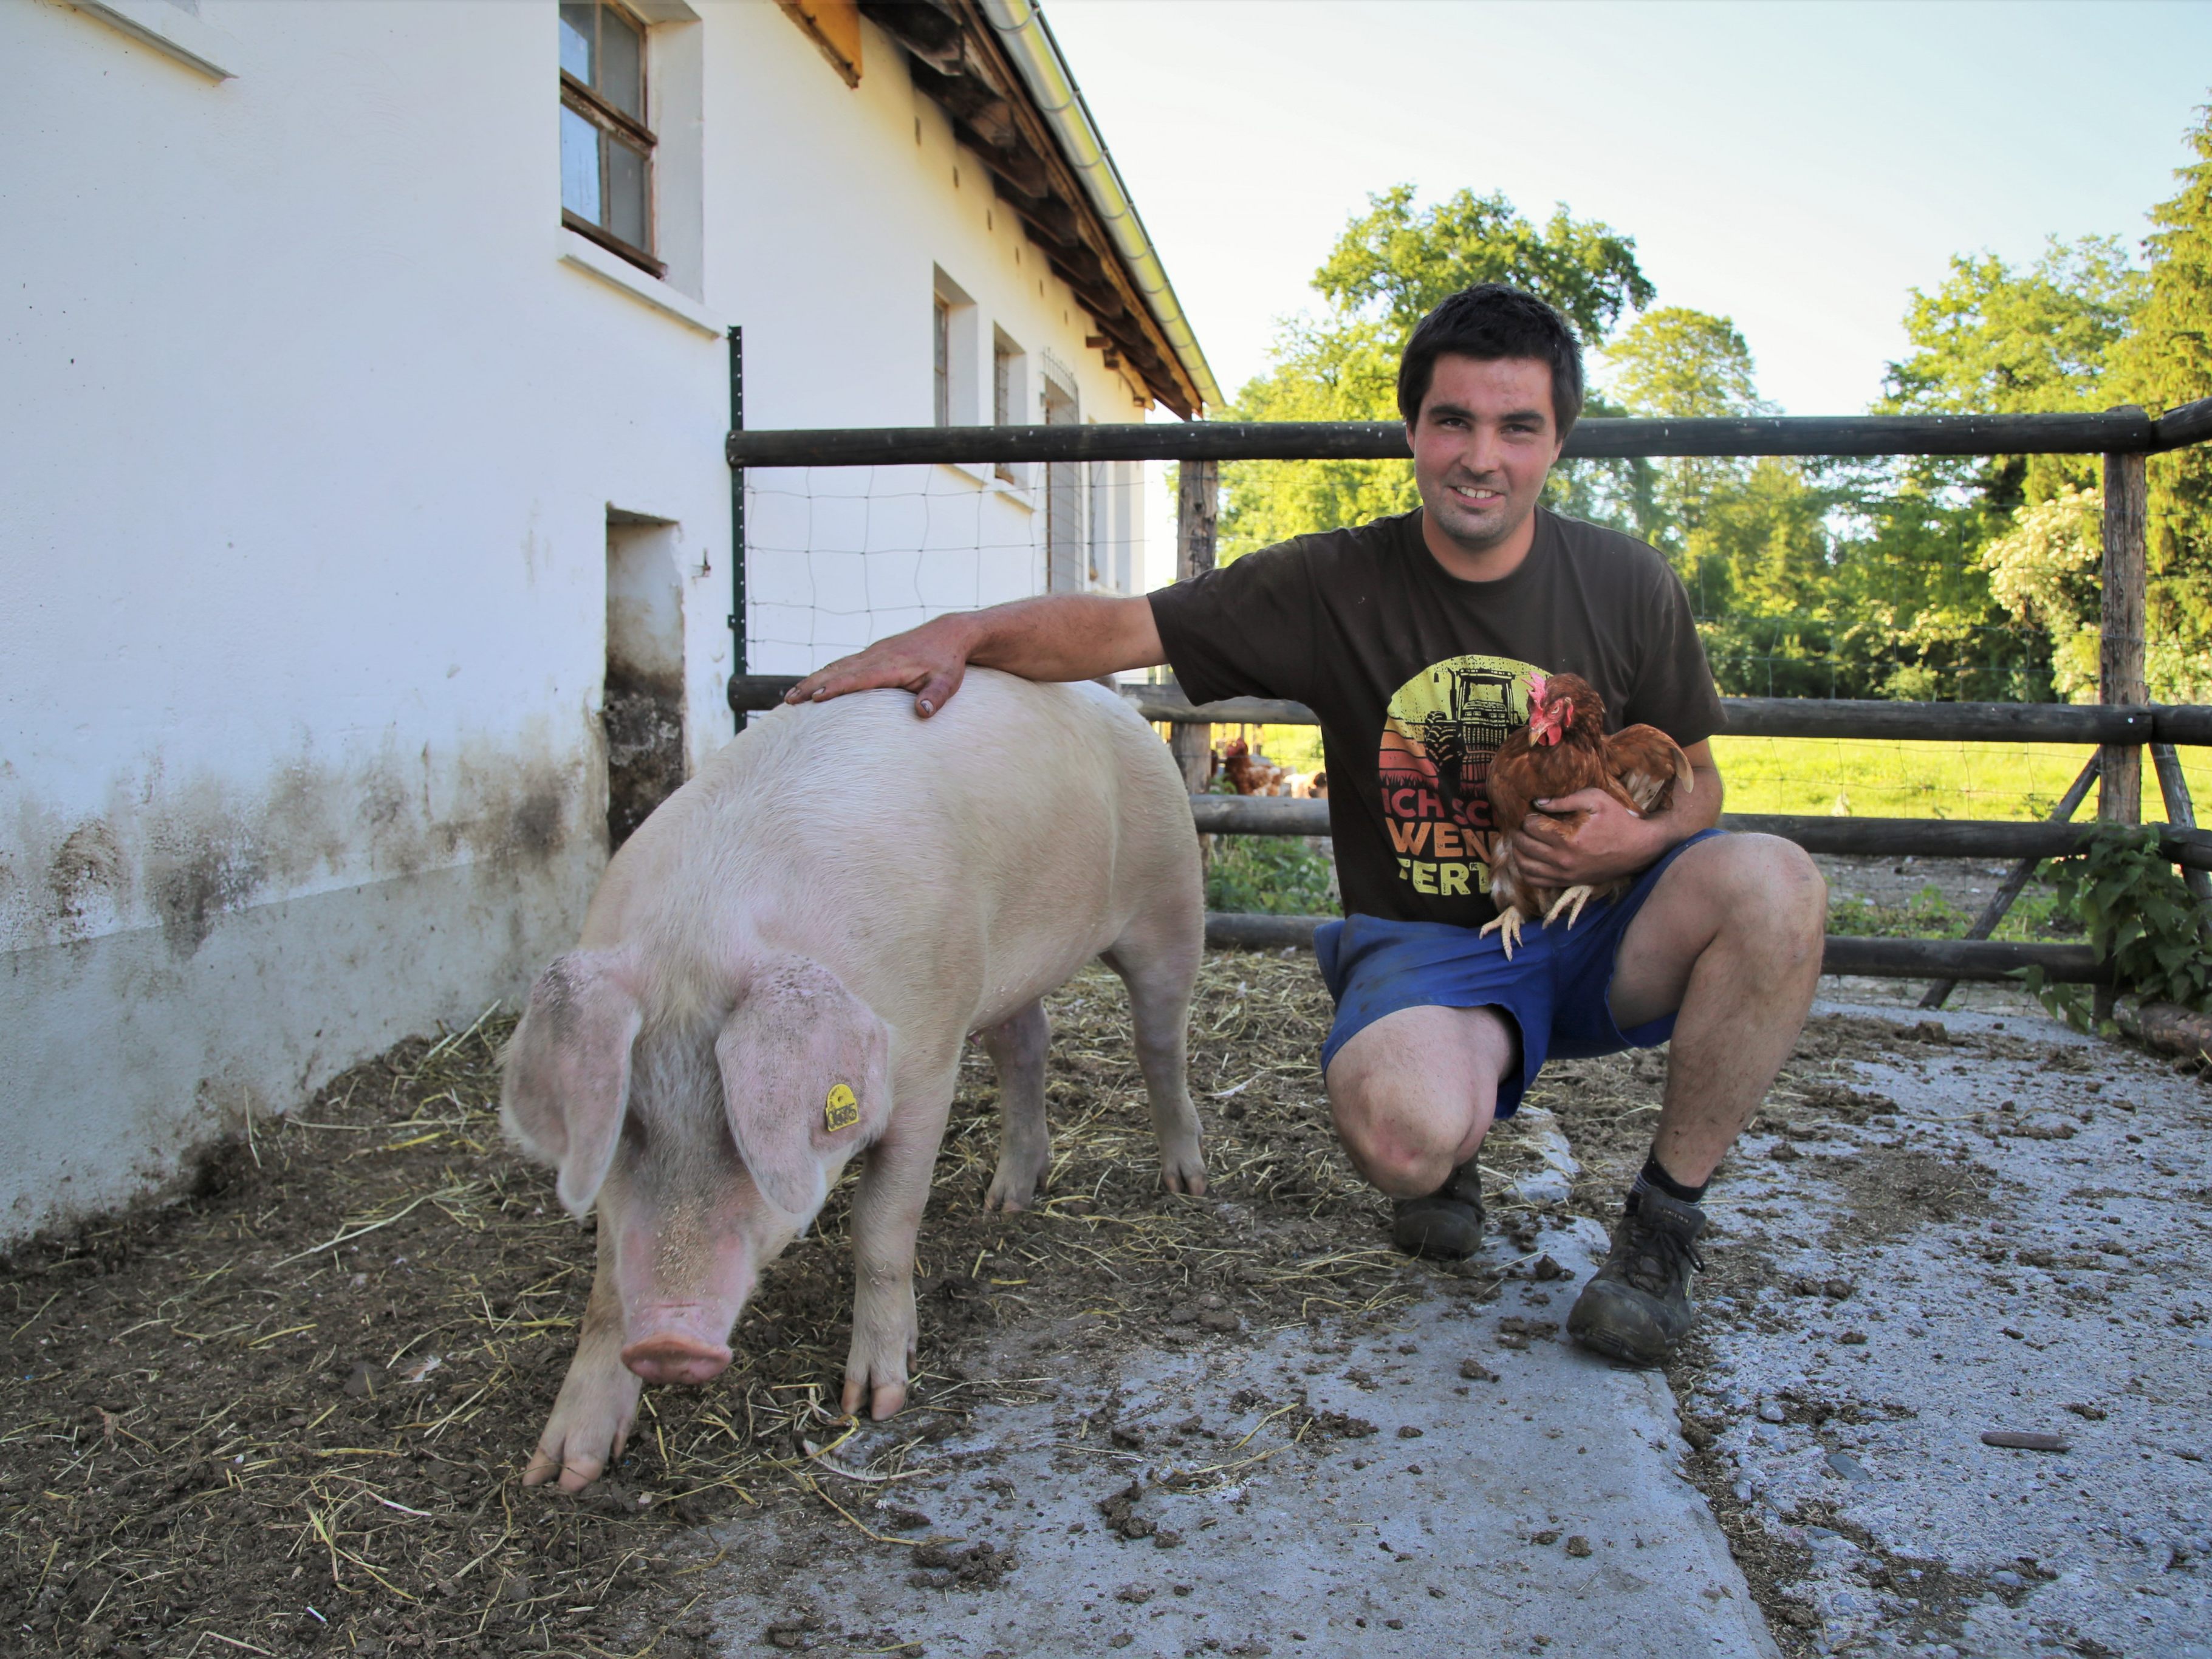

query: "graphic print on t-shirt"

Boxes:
[1376, 654, 1545, 900]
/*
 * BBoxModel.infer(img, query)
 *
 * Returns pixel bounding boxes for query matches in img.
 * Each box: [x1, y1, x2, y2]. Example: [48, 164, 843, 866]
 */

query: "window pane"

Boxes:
[600, 5, 644, 123]
[558, 1, 594, 83]
[560, 104, 601, 222]
[605, 132, 648, 251]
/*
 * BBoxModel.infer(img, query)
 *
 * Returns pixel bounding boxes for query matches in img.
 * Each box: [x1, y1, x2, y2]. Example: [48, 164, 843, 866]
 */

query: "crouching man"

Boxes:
[786, 283, 1826, 1365]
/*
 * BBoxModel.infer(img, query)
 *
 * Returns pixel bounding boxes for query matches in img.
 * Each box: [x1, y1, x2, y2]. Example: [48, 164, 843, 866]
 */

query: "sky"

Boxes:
[1042, 0, 2212, 417]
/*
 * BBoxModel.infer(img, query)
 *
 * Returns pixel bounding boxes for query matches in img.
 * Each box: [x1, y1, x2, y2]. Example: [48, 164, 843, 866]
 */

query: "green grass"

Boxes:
[1708, 737, 2212, 823]
[1196, 727, 2208, 923]
[1208, 731, 2212, 826]
[1826, 881, 2082, 942]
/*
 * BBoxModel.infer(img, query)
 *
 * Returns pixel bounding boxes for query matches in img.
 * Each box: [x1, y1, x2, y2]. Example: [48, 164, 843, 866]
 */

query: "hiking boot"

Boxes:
[1391, 1160, 1485, 1260]
[1567, 1189, 1707, 1365]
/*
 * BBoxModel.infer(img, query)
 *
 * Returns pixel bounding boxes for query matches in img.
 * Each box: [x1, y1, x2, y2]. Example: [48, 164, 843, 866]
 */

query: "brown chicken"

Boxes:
[1478, 672, 1694, 957]
[1221, 738, 1326, 798]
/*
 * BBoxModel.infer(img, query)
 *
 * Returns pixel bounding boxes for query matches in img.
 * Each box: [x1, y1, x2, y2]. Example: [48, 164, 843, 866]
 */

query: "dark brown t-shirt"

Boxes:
[1149, 507, 1722, 929]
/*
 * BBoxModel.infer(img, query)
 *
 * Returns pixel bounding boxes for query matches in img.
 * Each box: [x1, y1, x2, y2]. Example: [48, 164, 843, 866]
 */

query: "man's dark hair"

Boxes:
[1395, 283, 1585, 436]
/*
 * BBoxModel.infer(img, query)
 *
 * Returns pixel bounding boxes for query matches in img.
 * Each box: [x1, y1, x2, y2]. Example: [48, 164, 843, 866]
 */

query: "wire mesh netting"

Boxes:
[737, 456, 2203, 825]
[741, 460, 1158, 677]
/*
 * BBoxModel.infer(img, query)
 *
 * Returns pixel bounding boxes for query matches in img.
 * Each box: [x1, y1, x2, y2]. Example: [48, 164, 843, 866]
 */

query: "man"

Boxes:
[786, 283, 1826, 1366]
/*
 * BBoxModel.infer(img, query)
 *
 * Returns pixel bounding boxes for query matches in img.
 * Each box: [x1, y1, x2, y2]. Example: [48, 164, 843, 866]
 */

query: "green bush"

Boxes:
[2025, 824, 2212, 1028]
[1205, 836, 1339, 916]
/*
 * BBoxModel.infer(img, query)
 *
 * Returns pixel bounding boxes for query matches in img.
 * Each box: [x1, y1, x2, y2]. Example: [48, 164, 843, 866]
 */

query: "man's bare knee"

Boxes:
[1330, 1076, 1474, 1197]
[1324, 1005, 1512, 1198]
[1721, 835, 1827, 958]
[1673, 833, 1824, 951]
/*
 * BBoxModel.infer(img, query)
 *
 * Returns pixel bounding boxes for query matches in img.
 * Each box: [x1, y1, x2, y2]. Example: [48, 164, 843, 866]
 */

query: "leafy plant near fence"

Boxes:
[1205, 835, 1340, 917]
[2025, 823, 2212, 1028]
[1829, 881, 2077, 943]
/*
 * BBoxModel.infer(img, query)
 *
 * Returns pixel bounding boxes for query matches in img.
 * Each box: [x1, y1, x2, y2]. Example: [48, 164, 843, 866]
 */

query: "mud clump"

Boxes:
[907, 1539, 1015, 1590]
[1098, 1479, 1156, 1540]
[1300, 1408, 1379, 1442]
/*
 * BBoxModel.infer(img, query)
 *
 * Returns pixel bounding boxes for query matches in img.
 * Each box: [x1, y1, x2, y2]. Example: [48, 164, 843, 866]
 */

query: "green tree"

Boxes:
[1979, 485, 2104, 701]
[1800, 235, 2146, 702]
[2115, 100, 2212, 664]
[1598, 307, 1779, 577]
[1879, 235, 2145, 508]
[1604, 306, 1767, 419]
[1219, 187, 1652, 558]
[1313, 185, 1654, 342]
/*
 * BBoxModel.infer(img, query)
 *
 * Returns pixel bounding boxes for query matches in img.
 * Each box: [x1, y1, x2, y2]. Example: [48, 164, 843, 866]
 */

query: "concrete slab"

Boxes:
[696, 1188, 1778, 1659]
[1677, 1001, 2212, 1658]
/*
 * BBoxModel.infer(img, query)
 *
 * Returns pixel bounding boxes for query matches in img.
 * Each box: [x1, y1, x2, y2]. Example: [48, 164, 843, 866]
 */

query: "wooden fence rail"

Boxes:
[728, 674, 2212, 748]
[725, 399, 2212, 992]
[1200, 913, 2108, 984]
[726, 399, 2212, 469]
[1185, 794, 2212, 871]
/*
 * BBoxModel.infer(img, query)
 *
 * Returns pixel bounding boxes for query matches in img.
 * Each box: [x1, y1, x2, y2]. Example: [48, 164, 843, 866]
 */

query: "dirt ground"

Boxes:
[1, 954, 1560, 1658]
[8, 940, 2204, 1658]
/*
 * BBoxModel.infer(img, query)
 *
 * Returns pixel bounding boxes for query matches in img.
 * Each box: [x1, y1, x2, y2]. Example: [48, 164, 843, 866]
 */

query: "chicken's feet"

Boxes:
[1478, 906, 1527, 959]
[1543, 885, 1597, 930]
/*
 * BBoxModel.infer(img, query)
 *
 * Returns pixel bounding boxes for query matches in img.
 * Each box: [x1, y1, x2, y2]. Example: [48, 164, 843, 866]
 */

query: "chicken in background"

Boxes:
[1479, 672, 1693, 957]
[1219, 737, 1328, 798]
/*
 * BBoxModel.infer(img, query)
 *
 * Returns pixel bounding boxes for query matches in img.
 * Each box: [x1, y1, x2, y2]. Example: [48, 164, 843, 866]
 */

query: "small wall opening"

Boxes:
[604, 510, 686, 850]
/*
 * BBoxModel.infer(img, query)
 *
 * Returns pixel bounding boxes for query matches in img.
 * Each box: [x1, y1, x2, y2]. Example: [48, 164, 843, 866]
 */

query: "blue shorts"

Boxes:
[1314, 829, 1727, 1119]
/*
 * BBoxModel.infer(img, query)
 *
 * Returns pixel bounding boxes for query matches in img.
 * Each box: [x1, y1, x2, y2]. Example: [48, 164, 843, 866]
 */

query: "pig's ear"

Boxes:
[501, 951, 643, 1217]
[714, 957, 891, 1219]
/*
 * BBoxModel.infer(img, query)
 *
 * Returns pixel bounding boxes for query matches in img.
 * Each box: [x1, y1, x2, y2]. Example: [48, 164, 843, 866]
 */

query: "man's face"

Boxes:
[1406, 354, 1564, 557]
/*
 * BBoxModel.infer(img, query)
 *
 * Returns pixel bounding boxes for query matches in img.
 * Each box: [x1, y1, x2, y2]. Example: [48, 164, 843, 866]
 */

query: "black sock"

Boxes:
[1626, 1154, 1708, 1213]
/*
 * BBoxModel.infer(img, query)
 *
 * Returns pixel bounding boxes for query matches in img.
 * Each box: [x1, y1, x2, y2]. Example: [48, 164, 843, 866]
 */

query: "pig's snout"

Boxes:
[621, 1325, 734, 1386]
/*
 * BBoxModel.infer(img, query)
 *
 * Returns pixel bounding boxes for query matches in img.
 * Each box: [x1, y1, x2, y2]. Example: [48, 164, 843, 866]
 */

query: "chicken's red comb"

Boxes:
[1527, 671, 1549, 703]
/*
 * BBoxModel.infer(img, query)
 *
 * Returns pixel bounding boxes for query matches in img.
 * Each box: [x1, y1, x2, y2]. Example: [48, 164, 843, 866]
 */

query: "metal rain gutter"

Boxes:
[979, 0, 1224, 414]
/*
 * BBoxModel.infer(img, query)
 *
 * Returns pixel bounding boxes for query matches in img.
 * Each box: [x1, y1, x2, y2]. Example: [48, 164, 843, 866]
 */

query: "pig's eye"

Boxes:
[620, 1115, 650, 1152]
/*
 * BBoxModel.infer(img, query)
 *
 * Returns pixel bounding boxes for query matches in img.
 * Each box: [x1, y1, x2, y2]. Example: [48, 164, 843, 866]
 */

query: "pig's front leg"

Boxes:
[839, 1085, 953, 1420]
[523, 1223, 642, 1492]
[979, 999, 1050, 1212]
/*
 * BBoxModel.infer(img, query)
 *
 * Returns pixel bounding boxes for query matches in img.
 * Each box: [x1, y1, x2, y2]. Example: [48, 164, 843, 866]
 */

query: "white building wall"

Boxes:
[0, 0, 1165, 1240]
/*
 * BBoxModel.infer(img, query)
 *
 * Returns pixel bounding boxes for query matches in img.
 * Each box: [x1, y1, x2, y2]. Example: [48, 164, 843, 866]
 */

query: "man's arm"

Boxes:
[1509, 740, 1724, 889]
[782, 594, 1166, 718]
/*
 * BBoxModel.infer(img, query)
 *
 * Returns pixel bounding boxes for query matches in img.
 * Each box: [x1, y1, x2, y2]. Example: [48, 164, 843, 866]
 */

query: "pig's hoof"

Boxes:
[841, 1375, 909, 1420]
[1160, 1143, 1208, 1197]
[524, 1420, 626, 1493]
[524, 1358, 641, 1492]
[983, 1155, 1049, 1213]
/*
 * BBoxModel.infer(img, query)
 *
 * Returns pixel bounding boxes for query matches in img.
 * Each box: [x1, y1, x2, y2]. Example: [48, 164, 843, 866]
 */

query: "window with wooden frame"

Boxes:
[560, 1, 660, 276]
[992, 330, 1022, 484]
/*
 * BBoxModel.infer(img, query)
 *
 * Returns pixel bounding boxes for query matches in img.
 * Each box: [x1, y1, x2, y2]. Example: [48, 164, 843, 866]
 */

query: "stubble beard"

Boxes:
[1424, 476, 1532, 559]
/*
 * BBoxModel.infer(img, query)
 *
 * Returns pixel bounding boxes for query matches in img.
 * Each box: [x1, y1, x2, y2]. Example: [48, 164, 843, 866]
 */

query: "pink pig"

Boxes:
[501, 671, 1207, 1490]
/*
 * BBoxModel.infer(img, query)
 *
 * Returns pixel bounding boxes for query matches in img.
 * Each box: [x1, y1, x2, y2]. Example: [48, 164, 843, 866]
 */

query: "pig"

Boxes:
[501, 669, 1207, 1491]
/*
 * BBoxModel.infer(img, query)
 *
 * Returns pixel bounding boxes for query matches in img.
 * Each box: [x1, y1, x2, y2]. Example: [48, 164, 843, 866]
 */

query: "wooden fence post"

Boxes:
[2151, 742, 2212, 947]
[2100, 446, 2149, 824]
[2097, 441, 2149, 1019]
[1169, 459, 1219, 793]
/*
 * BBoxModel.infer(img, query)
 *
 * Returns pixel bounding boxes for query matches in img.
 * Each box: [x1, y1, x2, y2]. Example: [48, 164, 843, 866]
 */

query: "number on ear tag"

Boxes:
[824, 1084, 860, 1133]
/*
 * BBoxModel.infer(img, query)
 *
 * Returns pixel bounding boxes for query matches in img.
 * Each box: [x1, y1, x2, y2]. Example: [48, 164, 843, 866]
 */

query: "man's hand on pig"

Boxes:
[786, 614, 978, 718]
[783, 593, 1166, 717]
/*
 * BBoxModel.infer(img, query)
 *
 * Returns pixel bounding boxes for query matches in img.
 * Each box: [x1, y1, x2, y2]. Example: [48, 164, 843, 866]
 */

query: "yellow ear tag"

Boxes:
[824, 1084, 859, 1133]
